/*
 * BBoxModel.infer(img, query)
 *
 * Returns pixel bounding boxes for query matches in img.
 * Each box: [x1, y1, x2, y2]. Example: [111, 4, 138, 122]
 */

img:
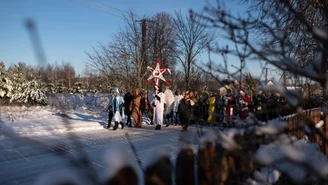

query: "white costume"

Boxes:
[164, 89, 175, 116]
[152, 91, 165, 126]
[173, 94, 181, 113]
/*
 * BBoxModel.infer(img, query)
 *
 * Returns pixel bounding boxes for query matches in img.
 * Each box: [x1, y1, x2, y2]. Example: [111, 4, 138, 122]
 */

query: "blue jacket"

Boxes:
[109, 95, 124, 112]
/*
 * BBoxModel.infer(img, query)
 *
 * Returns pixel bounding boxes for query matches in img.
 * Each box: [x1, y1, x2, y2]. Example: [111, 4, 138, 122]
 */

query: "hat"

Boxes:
[113, 88, 119, 94]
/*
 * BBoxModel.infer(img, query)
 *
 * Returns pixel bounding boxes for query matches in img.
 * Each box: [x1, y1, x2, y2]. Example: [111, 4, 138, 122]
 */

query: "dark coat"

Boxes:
[178, 98, 194, 120]
[124, 92, 133, 115]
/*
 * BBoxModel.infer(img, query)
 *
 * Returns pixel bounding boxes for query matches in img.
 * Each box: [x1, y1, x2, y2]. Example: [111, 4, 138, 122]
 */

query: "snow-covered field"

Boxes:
[0, 93, 151, 138]
[0, 105, 115, 138]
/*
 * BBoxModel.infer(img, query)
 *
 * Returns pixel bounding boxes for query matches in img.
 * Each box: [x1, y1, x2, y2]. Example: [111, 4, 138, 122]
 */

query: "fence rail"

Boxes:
[283, 107, 328, 155]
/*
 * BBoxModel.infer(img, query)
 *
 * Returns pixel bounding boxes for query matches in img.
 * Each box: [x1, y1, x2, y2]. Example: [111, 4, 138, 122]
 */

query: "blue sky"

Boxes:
[1, 0, 268, 78]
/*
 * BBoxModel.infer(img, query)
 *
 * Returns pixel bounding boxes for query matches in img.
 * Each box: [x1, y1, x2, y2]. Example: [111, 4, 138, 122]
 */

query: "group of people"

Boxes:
[171, 88, 252, 128]
[106, 87, 196, 132]
[202, 89, 251, 126]
[198, 89, 291, 125]
[251, 92, 290, 121]
[106, 87, 168, 131]
[106, 87, 145, 130]
[106, 86, 256, 132]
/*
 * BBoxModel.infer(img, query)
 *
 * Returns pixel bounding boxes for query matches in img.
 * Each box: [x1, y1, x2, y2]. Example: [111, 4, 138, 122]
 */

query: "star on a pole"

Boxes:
[146, 60, 171, 89]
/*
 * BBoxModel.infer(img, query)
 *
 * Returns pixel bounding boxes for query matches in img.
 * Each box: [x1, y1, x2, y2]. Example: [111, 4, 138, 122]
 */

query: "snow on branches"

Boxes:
[0, 65, 49, 105]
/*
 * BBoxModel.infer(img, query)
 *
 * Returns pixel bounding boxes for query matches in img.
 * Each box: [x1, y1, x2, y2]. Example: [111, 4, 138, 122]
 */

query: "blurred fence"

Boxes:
[283, 107, 328, 156]
[106, 140, 257, 185]
[107, 109, 328, 185]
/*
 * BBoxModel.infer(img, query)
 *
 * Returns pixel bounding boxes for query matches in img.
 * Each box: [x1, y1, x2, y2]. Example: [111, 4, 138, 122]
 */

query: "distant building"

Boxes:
[260, 80, 274, 86]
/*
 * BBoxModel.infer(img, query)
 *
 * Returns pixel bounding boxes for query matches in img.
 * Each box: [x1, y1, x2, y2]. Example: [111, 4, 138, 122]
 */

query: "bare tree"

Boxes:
[36, 62, 76, 92]
[246, 0, 327, 62]
[86, 11, 180, 92]
[241, 0, 328, 87]
[86, 11, 149, 92]
[61, 62, 76, 89]
[192, 0, 328, 89]
[173, 10, 214, 90]
[148, 12, 177, 68]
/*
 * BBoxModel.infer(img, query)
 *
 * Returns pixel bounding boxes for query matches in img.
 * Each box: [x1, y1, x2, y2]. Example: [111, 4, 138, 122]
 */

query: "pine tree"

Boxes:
[1, 62, 49, 105]
[0, 62, 14, 99]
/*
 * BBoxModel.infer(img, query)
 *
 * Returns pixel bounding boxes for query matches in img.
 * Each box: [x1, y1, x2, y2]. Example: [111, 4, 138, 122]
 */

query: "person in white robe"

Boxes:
[151, 87, 166, 130]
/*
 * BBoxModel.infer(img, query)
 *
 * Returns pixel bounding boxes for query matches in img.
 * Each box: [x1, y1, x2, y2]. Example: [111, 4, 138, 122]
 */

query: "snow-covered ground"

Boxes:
[1, 93, 328, 185]
[0, 94, 199, 185]
[1, 105, 121, 138]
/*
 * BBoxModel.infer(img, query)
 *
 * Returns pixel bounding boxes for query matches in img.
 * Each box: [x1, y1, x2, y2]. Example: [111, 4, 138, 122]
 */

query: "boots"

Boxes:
[182, 125, 188, 132]
[155, 125, 161, 130]
[120, 122, 124, 129]
[113, 121, 118, 130]
[106, 122, 111, 129]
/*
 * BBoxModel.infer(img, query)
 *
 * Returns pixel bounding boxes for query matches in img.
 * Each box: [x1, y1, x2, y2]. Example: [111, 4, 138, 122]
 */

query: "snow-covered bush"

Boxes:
[0, 63, 49, 105]
[9, 80, 49, 105]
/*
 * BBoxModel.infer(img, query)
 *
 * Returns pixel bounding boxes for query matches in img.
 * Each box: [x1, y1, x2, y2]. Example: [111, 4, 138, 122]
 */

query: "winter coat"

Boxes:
[108, 94, 124, 114]
[224, 95, 235, 117]
[124, 92, 133, 115]
[199, 91, 209, 104]
[178, 98, 194, 120]
[207, 96, 216, 123]
[239, 94, 251, 120]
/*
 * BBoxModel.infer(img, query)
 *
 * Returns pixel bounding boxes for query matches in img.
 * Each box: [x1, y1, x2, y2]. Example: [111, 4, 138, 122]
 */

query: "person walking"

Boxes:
[216, 94, 225, 124]
[151, 87, 165, 130]
[123, 91, 133, 127]
[146, 95, 154, 125]
[106, 88, 124, 130]
[239, 90, 251, 120]
[130, 88, 144, 128]
[178, 91, 194, 132]
[207, 92, 217, 125]
[224, 89, 235, 126]
[172, 90, 182, 126]
[190, 91, 200, 124]
[198, 89, 209, 122]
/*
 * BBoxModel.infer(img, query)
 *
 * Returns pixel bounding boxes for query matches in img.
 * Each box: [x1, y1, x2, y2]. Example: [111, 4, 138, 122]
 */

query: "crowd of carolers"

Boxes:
[106, 87, 291, 132]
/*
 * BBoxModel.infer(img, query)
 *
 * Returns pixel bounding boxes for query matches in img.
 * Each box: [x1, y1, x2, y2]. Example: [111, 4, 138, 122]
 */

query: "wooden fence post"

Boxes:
[312, 109, 321, 145]
[324, 115, 328, 155]
[291, 116, 298, 139]
[175, 146, 195, 185]
[145, 155, 172, 185]
[287, 117, 292, 137]
[286, 108, 328, 156]
[296, 114, 301, 139]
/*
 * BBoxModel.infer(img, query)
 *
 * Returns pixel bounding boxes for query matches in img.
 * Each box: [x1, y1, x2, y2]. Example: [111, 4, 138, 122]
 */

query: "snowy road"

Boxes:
[0, 108, 204, 185]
